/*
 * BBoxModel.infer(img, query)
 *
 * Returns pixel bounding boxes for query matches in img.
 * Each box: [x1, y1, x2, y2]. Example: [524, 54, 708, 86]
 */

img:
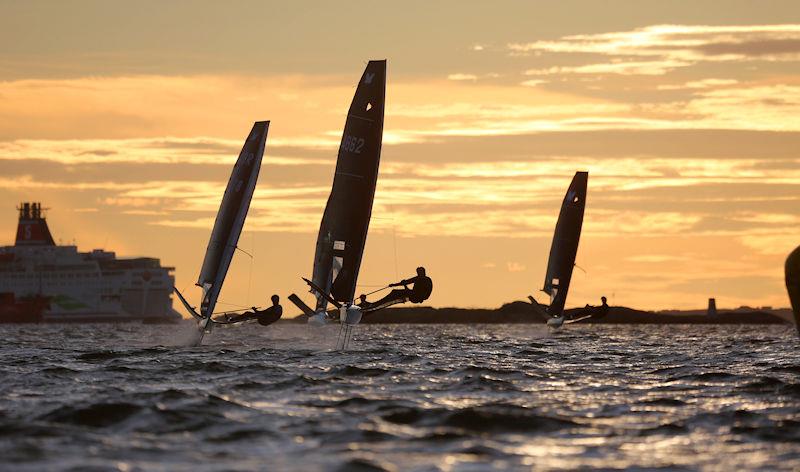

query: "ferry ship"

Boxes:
[0, 202, 181, 323]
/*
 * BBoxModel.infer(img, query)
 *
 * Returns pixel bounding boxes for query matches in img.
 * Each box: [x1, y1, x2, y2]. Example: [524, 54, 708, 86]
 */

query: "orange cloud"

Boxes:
[509, 24, 800, 62]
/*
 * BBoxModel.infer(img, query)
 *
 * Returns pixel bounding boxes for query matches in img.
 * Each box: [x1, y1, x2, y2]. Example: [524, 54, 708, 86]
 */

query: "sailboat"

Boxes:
[174, 121, 269, 345]
[785, 245, 800, 336]
[529, 171, 588, 328]
[288, 60, 386, 348]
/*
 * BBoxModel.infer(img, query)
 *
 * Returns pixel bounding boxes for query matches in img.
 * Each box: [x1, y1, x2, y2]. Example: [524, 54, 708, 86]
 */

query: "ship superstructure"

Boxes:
[0, 202, 180, 322]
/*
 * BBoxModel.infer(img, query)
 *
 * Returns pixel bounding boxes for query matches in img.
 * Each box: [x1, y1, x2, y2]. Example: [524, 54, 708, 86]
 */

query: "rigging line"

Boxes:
[247, 232, 254, 305]
[211, 306, 262, 316]
[363, 285, 390, 297]
[215, 300, 251, 309]
[234, 246, 254, 258]
[180, 282, 193, 296]
[392, 223, 399, 280]
[574, 263, 587, 275]
[390, 205, 399, 279]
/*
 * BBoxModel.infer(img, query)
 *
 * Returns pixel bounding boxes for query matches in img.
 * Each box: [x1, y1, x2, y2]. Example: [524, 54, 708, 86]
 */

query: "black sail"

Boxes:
[197, 121, 268, 318]
[311, 60, 386, 309]
[542, 171, 588, 317]
[785, 246, 800, 336]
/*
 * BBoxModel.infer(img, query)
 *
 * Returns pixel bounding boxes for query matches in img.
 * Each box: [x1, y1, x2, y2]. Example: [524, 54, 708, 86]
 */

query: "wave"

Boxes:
[330, 365, 394, 377]
[383, 404, 577, 433]
[0, 419, 68, 438]
[32, 390, 256, 437]
[303, 397, 416, 412]
[516, 348, 548, 355]
[76, 350, 126, 362]
[768, 364, 800, 375]
[451, 365, 523, 377]
[205, 427, 276, 442]
[669, 371, 740, 382]
[454, 375, 517, 391]
[39, 366, 81, 375]
[732, 419, 800, 442]
[636, 398, 687, 407]
[39, 402, 143, 428]
[636, 422, 688, 436]
[333, 458, 394, 472]
[458, 444, 506, 457]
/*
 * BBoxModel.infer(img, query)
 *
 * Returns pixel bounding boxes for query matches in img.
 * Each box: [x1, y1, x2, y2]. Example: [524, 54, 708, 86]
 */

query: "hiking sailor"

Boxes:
[362, 267, 432, 309]
[590, 296, 609, 319]
[221, 294, 283, 326]
[570, 295, 609, 321]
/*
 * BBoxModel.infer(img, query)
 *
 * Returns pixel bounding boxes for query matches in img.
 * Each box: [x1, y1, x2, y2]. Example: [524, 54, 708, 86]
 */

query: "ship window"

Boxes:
[573, 196, 580, 203]
[366, 102, 373, 111]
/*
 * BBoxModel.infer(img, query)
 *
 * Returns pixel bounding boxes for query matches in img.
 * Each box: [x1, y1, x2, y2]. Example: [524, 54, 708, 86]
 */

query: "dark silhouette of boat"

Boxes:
[289, 61, 386, 330]
[174, 121, 269, 345]
[785, 246, 800, 336]
[528, 172, 593, 328]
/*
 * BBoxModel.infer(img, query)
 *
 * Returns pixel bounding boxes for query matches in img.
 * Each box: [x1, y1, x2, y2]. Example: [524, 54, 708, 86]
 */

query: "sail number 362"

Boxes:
[341, 135, 365, 154]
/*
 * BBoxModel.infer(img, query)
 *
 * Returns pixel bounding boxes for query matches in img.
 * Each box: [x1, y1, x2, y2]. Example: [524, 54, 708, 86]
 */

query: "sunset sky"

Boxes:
[1, 1, 799, 313]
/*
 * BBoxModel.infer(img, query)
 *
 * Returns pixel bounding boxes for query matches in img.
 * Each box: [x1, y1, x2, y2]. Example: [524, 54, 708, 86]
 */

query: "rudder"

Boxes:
[288, 293, 315, 317]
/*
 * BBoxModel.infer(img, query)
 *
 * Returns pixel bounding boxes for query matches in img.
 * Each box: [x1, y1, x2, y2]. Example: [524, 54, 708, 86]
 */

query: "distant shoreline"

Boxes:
[286, 300, 793, 325]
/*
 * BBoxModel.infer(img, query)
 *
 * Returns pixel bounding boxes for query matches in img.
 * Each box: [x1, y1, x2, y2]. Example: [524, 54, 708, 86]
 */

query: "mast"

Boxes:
[197, 121, 269, 318]
[310, 60, 386, 310]
[542, 171, 588, 317]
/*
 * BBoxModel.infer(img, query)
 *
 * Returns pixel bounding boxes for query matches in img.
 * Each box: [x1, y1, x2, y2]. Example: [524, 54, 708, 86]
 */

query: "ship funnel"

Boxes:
[15, 202, 55, 246]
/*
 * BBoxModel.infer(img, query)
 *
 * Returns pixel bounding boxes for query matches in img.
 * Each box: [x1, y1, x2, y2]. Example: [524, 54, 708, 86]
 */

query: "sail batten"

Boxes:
[197, 121, 269, 318]
[310, 61, 386, 310]
[542, 171, 588, 318]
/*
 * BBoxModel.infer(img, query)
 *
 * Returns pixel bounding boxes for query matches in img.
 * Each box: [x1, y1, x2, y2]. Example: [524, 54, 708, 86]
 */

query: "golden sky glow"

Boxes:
[1, 1, 799, 312]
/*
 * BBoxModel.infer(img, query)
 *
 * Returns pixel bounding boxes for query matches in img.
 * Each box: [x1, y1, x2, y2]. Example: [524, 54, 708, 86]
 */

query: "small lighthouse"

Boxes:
[707, 298, 717, 316]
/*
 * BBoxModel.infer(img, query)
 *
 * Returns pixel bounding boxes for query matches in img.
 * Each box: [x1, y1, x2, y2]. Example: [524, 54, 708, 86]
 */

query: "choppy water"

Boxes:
[1, 323, 799, 471]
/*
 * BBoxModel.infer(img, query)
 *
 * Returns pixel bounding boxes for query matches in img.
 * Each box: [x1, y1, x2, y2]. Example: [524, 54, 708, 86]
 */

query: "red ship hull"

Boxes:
[0, 292, 48, 323]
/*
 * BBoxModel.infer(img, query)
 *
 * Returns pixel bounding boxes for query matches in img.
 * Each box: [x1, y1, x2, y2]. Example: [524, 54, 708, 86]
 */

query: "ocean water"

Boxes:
[1, 323, 799, 471]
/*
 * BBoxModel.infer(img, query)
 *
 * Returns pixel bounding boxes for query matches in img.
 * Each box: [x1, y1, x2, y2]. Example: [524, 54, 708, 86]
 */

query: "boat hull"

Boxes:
[0, 293, 47, 323]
